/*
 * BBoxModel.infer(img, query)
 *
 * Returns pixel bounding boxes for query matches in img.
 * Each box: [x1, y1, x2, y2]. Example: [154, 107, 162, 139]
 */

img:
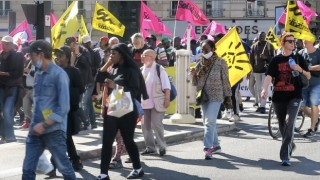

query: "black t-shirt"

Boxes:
[266, 53, 308, 102]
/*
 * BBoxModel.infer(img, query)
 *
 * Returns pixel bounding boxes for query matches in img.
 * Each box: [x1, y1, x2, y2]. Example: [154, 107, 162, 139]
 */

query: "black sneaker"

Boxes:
[255, 107, 261, 112]
[97, 174, 110, 180]
[159, 149, 166, 156]
[127, 169, 144, 179]
[141, 149, 156, 155]
[281, 159, 291, 166]
[304, 129, 316, 138]
[259, 107, 266, 114]
[72, 159, 83, 171]
[239, 104, 244, 112]
[245, 97, 250, 101]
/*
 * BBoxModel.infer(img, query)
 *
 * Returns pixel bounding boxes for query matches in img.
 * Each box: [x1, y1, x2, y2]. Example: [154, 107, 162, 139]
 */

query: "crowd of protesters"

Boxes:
[0, 30, 319, 179]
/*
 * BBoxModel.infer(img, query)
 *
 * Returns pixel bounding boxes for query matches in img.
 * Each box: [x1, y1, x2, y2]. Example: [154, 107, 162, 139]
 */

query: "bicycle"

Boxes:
[267, 102, 305, 139]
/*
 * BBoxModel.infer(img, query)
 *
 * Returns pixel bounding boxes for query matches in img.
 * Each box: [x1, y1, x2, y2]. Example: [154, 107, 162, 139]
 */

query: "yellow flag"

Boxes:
[78, 15, 89, 43]
[284, 1, 315, 42]
[215, 27, 252, 87]
[51, 1, 79, 49]
[92, 2, 125, 37]
[266, 27, 280, 50]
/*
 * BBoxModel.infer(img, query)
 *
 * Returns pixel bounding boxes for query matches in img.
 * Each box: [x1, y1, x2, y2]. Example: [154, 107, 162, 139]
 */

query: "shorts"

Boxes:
[301, 84, 320, 107]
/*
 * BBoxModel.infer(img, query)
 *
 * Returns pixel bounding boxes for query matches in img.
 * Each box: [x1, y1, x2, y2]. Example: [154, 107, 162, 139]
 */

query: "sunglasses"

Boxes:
[284, 40, 295, 44]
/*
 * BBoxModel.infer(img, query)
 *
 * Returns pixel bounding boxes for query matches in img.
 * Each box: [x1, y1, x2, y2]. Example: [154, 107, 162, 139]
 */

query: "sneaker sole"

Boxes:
[212, 149, 222, 154]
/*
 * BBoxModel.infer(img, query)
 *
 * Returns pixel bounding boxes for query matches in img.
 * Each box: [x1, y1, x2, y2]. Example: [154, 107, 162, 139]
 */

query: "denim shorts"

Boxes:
[301, 84, 320, 107]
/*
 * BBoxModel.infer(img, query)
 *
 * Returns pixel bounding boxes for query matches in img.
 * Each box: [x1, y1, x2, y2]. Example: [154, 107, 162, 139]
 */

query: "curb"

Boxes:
[78, 122, 235, 160]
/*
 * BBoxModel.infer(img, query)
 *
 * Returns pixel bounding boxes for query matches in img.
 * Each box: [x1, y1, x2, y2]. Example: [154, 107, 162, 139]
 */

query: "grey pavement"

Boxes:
[0, 108, 235, 179]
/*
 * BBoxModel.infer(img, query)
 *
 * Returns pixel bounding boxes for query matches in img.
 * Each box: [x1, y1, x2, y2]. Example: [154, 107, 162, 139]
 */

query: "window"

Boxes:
[171, 1, 178, 17]
[67, 1, 84, 16]
[205, 0, 223, 17]
[246, 0, 265, 17]
[0, 1, 10, 16]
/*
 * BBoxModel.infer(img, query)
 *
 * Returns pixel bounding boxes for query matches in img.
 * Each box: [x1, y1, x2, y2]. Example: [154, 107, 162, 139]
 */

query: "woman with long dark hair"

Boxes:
[97, 43, 148, 180]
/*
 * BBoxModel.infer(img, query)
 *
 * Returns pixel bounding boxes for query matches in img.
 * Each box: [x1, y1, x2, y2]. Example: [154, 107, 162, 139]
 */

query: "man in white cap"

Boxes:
[81, 35, 101, 129]
[0, 35, 24, 143]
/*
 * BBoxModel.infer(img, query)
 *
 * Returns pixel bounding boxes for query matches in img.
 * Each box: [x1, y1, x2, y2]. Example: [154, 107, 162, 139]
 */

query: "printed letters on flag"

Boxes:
[92, 2, 125, 37]
[9, 20, 32, 50]
[215, 27, 252, 87]
[266, 27, 280, 50]
[279, 0, 317, 25]
[140, 2, 172, 36]
[51, 1, 79, 49]
[175, 0, 209, 25]
[202, 21, 226, 36]
[285, 1, 315, 42]
[181, 24, 197, 44]
[78, 15, 89, 43]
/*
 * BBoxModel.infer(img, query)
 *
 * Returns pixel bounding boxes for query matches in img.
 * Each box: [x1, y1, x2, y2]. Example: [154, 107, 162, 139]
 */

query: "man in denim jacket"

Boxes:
[22, 40, 76, 180]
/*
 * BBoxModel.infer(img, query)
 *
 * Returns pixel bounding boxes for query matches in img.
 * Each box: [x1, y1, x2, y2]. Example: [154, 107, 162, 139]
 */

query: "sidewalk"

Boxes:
[8, 117, 235, 160]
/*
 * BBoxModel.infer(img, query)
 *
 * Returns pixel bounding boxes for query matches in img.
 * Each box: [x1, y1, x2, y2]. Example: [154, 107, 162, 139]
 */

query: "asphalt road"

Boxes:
[1, 101, 320, 180]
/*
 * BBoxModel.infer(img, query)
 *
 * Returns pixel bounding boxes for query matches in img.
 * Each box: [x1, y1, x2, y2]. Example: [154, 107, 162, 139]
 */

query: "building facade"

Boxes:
[0, 0, 319, 41]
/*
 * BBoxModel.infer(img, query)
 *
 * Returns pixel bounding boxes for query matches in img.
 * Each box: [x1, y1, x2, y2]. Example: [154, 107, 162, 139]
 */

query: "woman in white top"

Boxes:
[140, 49, 171, 156]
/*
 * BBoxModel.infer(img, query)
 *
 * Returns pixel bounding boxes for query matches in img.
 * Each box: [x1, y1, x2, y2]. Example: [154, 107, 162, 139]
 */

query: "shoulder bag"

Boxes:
[196, 63, 214, 105]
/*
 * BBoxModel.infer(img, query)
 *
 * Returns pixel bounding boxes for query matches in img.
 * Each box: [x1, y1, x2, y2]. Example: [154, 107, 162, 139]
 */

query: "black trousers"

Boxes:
[231, 82, 240, 115]
[100, 108, 141, 174]
[66, 111, 80, 162]
[273, 98, 301, 160]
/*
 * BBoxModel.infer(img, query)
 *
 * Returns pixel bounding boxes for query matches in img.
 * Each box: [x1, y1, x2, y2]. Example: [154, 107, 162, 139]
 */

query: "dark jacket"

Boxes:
[74, 46, 94, 85]
[131, 44, 151, 67]
[64, 66, 84, 135]
[249, 41, 274, 73]
[87, 47, 102, 79]
[0, 50, 24, 87]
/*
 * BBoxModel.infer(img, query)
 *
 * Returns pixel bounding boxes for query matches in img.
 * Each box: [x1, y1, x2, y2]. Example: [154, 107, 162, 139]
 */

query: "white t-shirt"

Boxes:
[142, 65, 171, 109]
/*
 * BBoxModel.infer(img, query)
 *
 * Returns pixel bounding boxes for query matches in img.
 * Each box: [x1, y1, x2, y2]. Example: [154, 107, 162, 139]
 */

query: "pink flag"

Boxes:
[175, 0, 209, 25]
[181, 24, 197, 44]
[278, 0, 317, 25]
[140, 2, 173, 36]
[9, 20, 32, 50]
[140, 28, 151, 38]
[50, 12, 58, 27]
[202, 21, 226, 36]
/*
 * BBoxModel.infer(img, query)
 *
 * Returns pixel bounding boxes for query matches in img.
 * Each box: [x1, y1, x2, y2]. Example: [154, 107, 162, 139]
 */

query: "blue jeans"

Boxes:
[82, 84, 96, 126]
[301, 84, 320, 107]
[201, 101, 221, 149]
[0, 86, 18, 141]
[22, 130, 76, 180]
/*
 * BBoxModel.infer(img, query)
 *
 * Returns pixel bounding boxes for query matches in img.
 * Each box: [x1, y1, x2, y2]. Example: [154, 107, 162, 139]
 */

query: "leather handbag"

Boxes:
[196, 63, 214, 105]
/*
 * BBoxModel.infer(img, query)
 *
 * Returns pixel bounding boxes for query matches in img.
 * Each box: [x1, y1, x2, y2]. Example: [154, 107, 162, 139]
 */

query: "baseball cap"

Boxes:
[81, 35, 91, 44]
[53, 45, 71, 60]
[161, 37, 170, 43]
[1, 35, 13, 43]
[100, 36, 109, 42]
[29, 40, 52, 56]
[146, 35, 156, 41]
[65, 37, 77, 45]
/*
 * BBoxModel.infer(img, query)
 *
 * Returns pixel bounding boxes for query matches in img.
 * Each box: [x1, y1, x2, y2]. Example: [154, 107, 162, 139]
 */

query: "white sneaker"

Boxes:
[222, 111, 229, 120]
[230, 114, 240, 122]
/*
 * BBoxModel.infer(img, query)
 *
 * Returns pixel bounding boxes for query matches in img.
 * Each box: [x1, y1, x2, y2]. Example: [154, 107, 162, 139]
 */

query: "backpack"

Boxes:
[155, 64, 177, 101]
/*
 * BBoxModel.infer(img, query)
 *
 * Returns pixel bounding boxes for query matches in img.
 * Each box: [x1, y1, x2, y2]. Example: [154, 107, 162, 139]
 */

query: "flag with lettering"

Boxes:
[175, 0, 209, 25]
[181, 24, 197, 44]
[51, 1, 79, 49]
[285, 1, 315, 42]
[92, 2, 125, 37]
[140, 2, 163, 34]
[9, 20, 32, 50]
[279, 0, 317, 25]
[78, 15, 89, 43]
[202, 20, 226, 36]
[215, 27, 252, 87]
[266, 27, 280, 50]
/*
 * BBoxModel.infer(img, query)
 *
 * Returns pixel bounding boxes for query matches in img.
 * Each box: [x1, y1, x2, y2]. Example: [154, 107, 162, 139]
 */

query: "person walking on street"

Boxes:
[299, 40, 320, 137]
[0, 35, 24, 143]
[22, 40, 76, 180]
[191, 40, 232, 160]
[54, 45, 85, 173]
[97, 43, 148, 180]
[261, 32, 310, 166]
[140, 49, 171, 156]
[250, 32, 275, 113]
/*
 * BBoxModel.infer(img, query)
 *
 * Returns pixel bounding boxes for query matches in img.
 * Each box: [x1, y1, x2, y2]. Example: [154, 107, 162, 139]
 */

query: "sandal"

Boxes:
[109, 160, 123, 169]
